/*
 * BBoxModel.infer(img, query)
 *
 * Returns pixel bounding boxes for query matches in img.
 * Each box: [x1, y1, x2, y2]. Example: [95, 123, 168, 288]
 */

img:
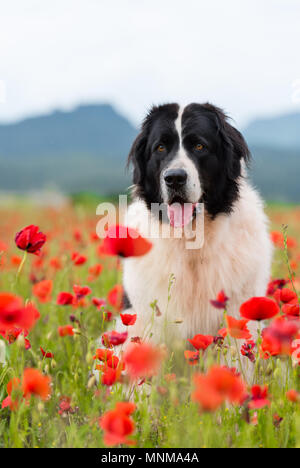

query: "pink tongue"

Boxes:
[167, 203, 194, 228]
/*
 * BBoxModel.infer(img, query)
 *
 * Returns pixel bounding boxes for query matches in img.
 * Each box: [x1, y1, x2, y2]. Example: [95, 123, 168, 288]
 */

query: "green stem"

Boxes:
[15, 251, 28, 284]
[234, 338, 246, 382]
[282, 225, 298, 298]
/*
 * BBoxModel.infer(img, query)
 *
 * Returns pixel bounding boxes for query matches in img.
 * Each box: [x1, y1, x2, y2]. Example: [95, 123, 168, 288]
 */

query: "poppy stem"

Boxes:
[253, 327, 262, 385]
[15, 251, 27, 283]
[282, 225, 298, 298]
[234, 338, 246, 382]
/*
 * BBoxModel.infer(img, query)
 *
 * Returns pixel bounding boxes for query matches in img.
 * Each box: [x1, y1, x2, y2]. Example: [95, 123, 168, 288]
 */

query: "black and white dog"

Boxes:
[120, 103, 272, 346]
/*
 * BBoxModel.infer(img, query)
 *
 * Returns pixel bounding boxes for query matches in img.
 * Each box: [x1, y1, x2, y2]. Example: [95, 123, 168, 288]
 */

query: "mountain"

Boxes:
[0, 104, 137, 194]
[0, 104, 299, 202]
[243, 112, 300, 202]
[244, 112, 300, 149]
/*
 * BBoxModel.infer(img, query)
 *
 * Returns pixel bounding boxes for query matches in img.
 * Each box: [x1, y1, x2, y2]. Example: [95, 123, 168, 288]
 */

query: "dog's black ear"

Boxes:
[220, 121, 251, 166]
[202, 103, 251, 168]
[127, 131, 147, 185]
[127, 106, 158, 184]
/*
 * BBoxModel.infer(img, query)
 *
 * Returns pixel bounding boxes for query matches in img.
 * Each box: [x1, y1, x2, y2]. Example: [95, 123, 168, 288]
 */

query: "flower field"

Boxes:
[0, 199, 300, 448]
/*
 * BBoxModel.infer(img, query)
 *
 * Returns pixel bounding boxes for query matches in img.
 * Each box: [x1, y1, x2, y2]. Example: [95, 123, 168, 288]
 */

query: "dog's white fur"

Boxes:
[121, 178, 272, 346]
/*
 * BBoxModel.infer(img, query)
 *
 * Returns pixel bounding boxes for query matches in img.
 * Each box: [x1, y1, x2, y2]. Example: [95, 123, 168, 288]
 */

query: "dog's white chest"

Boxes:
[122, 190, 272, 343]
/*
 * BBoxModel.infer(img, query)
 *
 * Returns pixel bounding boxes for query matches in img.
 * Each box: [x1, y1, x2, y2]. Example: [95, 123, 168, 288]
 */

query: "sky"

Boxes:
[0, 0, 300, 129]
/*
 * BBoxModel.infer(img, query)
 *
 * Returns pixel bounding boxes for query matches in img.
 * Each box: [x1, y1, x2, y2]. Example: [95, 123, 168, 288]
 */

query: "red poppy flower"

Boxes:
[101, 367, 118, 386]
[101, 225, 152, 258]
[58, 396, 75, 415]
[217, 327, 228, 338]
[266, 278, 288, 296]
[93, 348, 114, 361]
[192, 373, 223, 411]
[90, 231, 99, 242]
[73, 285, 92, 300]
[57, 292, 75, 306]
[115, 402, 135, 415]
[130, 336, 141, 344]
[15, 225, 46, 256]
[40, 347, 54, 359]
[0, 293, 39, 332]
[0, 327, 31, 350]
[99, 402, 136, 446]
[22, 368, 51, 401]
[248, 385, 270, 409]
[107, 284, 123, 311]
[286, 389, 300, 403]
[192, 365, 246, 411]
[92, 297, 106, 309]
[10, 255, 22, 267]
[1, 377, 21, 411]
[260, 316, 300, 358]
[95, 353, 120, 371]
[210, 290, 229, 309]
[33, 253, 45, 269]
[58, 325, 74, 337]
[270, 231, 284, 248]
[240, 297, 279, 321]
[270, 232, 297, 250]
[188, 334, 214, 351]
[93, 348, 115, 367]
[73, 229, 83, 243]
[123, 342, 164, 379]
[33, 279, 53, 303]
[225, 315, 251, 340]
[274, 288, 297, 304]
[120, 313, 137, 326]
[71, 252, 87, 266]
[103, 310, 113, 322]
[88, 264, 103, 281]
[184, 350, 199, 365]
[240, 340, 256, 363]
[49, 257, 62, 270]
[101, 330, 128, 348]
[282, 302, 300, 317]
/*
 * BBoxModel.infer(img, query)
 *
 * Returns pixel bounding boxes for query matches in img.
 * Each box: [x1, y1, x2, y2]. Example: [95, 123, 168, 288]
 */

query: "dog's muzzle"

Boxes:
[164, 168, 187, 190]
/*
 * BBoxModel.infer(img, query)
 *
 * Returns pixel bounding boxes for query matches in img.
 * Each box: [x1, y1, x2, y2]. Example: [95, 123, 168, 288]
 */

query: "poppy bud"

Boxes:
[0, 340, 6, 365]
[87, 375, 96, 389]
[86, 352, 93, 364]
[37, 402, 44, 413]
[273, 366, 282, 380]
[16, 334, 25, 349]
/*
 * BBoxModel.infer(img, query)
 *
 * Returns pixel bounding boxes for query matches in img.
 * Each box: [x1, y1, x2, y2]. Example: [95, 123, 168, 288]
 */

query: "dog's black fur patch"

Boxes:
[122, 290, 132, 310]
[128, 102, 250, 218]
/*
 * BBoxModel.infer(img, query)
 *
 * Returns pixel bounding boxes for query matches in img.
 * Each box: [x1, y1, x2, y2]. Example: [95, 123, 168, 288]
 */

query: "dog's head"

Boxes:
[128, 103, 250, 223]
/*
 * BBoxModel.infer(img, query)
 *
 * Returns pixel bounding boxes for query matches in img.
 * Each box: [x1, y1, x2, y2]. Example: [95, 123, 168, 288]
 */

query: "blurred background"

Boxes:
[0, 0, 300, 205]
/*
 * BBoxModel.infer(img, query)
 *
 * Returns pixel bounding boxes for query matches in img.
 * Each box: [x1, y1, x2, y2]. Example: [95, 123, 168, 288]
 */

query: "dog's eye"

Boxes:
[195, 143, 204, 152]
[157, 144, 166, 153]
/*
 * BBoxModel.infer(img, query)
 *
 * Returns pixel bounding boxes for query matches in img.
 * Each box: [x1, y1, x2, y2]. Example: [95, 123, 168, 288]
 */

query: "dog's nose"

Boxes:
[164, 169, 187, 188]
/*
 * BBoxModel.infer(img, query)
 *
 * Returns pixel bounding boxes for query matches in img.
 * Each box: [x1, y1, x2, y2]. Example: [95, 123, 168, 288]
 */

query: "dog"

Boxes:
[120, 103, 272, 351]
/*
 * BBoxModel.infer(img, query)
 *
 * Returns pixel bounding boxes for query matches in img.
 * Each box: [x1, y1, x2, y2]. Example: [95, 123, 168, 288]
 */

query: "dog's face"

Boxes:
[128, 103, 250, 220]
